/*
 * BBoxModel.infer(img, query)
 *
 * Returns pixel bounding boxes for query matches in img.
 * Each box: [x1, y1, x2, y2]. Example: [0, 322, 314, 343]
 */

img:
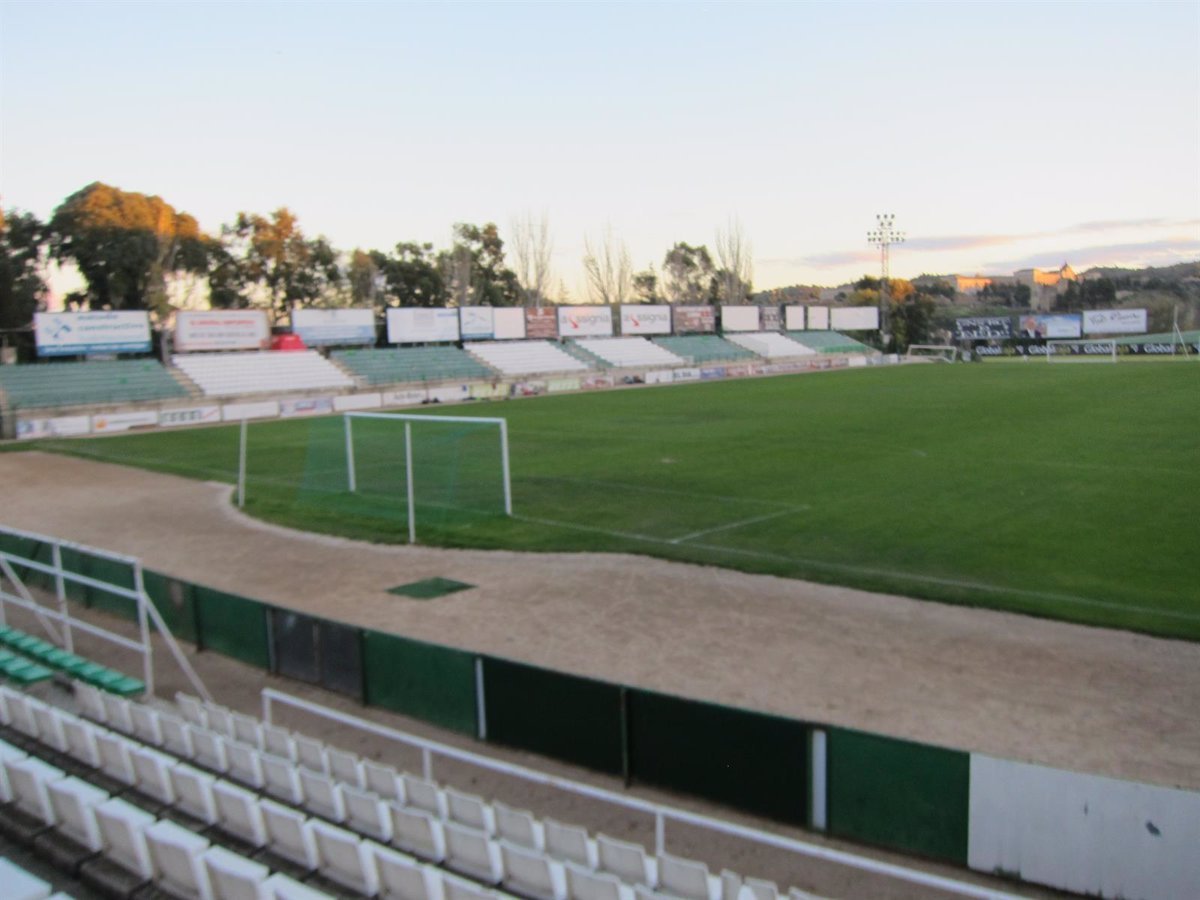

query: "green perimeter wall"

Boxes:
[0, 546, 975, 865]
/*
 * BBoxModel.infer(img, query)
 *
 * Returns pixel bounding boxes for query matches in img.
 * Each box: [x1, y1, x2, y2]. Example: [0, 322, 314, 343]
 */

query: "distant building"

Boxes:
[1014, 263, 1077, 310]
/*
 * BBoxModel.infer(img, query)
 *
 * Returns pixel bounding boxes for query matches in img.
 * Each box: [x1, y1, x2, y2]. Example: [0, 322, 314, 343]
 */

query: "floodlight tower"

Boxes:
[867, 213, 904, 351]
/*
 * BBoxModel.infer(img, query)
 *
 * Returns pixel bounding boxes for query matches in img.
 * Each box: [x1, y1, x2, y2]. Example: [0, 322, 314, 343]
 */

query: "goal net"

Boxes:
[239, 412, 511, 543]
[1046, 339, 1117, 363]
[905, 345, 958, 363]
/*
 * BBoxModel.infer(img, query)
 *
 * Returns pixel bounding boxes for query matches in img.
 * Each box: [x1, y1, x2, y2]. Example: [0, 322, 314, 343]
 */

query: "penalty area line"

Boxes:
[669, 507, 805, 544]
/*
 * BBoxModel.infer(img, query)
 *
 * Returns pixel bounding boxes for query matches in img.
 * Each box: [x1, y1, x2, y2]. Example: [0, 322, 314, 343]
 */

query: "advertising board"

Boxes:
[493, 308, 527, 340]
[386, 307, 461, 344]
[558, 306, 614, 337]
[807, 306, 830, 330]
[955, 317, 1012, 341]
[830, 306, 879, 331]
[176, 310, 270, 352]
[620, 305, 671, 335]
[459, 306, 495, 340]
[1083, 309, 1147, 335]
[1017, 314, 1081, 340]
[672, 306, 715, 333]
[292, 308, 376, 346]
[720, 306, 760, 332]
[35, 311, 152, 357]
[784, 306, 807, 330]
[525, 307, 558, 339]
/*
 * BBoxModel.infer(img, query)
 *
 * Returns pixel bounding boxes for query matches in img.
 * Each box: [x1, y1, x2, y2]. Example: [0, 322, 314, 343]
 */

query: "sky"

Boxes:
[1, 0, 1198, 302]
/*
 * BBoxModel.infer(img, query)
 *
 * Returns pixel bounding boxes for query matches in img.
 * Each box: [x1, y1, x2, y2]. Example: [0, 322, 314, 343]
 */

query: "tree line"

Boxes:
[0, 182, 759, 329]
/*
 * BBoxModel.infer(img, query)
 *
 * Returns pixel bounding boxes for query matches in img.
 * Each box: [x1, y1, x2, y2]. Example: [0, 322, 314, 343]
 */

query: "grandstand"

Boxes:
[572, 338, 684, 369]
[0, 360, 188, 410]
[332, 347, 494, 386]
[465, 341, 591, 376]
[171, 351, 353, 398]
[725, 333, 816, 359]
[650, 335, 756, 364]
[786, 331, 873, 355]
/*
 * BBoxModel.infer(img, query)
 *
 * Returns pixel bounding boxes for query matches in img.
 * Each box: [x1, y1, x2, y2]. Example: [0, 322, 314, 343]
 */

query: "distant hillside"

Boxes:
[1082, 261, 1200, 282]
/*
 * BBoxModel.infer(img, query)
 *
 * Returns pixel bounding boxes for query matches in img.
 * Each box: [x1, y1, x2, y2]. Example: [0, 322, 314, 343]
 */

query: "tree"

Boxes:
[48, 182, 207, 316]
[582, 227, 632, 305]
[378, 242, 444, 308]
[714, 217, 753, 304]
[0, 208, 48, 331]
[510, 212, 554, 306]
[632, 266, 660, 303]
[222, 208, 343, 317]
[661, 242, 714, 304]
[439, 223, 520, 307]
[346, 249, 384, 308]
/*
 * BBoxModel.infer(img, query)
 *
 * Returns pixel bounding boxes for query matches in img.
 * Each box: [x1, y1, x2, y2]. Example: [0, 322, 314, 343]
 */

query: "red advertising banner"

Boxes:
[672, 305, 715, 333]
[525, 307, 559, 339]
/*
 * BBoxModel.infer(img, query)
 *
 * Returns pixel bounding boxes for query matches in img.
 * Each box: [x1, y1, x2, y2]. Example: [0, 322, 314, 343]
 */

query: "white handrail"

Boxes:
[261, 688, 1025, 900]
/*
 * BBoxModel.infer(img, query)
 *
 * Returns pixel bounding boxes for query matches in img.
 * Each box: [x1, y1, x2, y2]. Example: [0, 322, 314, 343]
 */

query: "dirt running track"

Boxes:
[2, 451, 1198, 794]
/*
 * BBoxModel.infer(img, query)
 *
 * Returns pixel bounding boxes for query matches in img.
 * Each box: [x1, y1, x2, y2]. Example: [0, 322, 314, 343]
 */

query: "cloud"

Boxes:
[772, 250, 876, 269]
[982, 238, 1200, 273]
[904, 234, 1021, 252]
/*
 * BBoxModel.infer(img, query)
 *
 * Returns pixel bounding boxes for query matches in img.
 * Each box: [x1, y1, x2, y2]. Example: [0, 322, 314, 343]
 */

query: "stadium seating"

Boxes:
[333, 346, 495, 385]
[725, 333, 816, 359]
[171, 351, 353, 398]
[573, 337, 685, 369]
[785, 331, 872, 354]
[466, 340, 592, 376]
[0, 359, 188, 410]
[651, 335, 757, 364]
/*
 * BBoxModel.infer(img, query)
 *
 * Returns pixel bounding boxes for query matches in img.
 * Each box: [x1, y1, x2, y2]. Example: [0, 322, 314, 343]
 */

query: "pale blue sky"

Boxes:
[2, 0, 1197, 299]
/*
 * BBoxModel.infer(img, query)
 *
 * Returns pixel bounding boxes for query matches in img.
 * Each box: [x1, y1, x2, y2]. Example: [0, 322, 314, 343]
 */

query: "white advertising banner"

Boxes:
[16, 415, 92, 440]
[459, 306, 495, 340]
[720, 306, 760, 332]
[784, 306, 807, 330]
[807, 306, 830, 330]
[159, 405, 221, 428]
[620, 305, 672, 335]
[333, 393, 382, 412]
[280, 397, 335, 418]
[1083, 308, 1147, 335]
[90, 410, 159, 433]
[222, 400, 279, 421]
[492, 307, 527, 340]
[291, 308, 376, 346]
[1017, 314, 1082, 339]
[830, 306, 880, 331]
[175, 310, 270, 352]
[35, 311, 152, 357]
[386, 307, 461, 344]
[558, 305, 614, 337]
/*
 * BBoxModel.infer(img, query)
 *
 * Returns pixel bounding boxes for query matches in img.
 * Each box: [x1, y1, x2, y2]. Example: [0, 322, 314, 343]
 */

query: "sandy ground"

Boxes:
[1, 450, 1198, 898]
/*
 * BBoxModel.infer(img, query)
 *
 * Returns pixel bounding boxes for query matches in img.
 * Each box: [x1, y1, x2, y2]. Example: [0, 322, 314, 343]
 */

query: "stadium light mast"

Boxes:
[867, 213, 904, 351]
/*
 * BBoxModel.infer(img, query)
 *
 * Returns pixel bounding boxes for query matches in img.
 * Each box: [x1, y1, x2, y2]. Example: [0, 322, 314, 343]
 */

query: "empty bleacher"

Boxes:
[466, 341, 592, 377]
[572, 338, 684, 369]
[171, 351, 353, 398]
[650, 336, 756, 365]
[332, 347, 495, 386]
[0, 360, 188, 410]
[785, 332, 872, 354]
[725, 333, 816, 359]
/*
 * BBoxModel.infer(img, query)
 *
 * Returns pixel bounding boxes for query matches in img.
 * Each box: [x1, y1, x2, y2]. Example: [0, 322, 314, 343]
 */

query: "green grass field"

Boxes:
[13, 362, 1200, 640]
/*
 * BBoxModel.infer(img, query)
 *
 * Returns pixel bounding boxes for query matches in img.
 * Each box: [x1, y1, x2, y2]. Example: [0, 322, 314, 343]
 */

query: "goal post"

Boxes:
[905, 345, 958, 363]
[1045, 338, 1117, 363]
[344, 412, 512, 543]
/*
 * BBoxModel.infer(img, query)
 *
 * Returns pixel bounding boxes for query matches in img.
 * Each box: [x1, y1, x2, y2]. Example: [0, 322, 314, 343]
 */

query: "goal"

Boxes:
[1046, 339, 1117, 363]
[904, 345, 958, 363]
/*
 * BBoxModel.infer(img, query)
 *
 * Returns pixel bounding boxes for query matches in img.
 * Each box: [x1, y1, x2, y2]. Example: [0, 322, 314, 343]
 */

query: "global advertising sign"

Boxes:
[558, 305, 613, 337]
[459, 306, 495, 340]
[1083, 309, 1147, 335]
[386, 307, 460, 344]
[1017, 314, 1081, 339]
[619, 304, 671, 335]
[672, 305, 715, 333]
[955, 316, 1013, 341]
[292, 308, 376, 346]
[175, 310, 270, 352]
[35, 311, 152, 357]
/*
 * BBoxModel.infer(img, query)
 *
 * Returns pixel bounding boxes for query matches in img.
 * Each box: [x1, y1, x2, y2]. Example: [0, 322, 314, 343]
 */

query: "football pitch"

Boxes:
[17, 362, 1200, 640]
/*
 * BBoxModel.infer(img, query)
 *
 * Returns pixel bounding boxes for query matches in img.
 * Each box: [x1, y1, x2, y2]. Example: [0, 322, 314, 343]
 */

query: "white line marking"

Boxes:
[670, 508, 804, 544]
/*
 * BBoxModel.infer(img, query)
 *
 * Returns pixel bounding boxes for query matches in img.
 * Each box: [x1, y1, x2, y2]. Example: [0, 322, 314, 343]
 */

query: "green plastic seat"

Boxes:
[0, 650, 15, 666]
[23, 642, 62, 662]
[1, 657, 54, 684]
[10, 634, 49, 654]
[39, 648, 76, 669]
[0, 628, 27, 647]
[67, 661, 109, 681]
[106, 676, 146, 697]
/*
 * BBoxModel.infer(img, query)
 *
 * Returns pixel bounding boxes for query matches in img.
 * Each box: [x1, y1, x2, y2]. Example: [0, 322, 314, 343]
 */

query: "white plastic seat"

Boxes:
[657, 852, 720, 900]
[72, 681, 107, 722]
[544, 818, 596, 868]
[171, 764, 219, 824]
[309, 820, 379, 895]
[261, 798, 320, 870]
[597, 834, 656, 887]
[213, 780, 269, 848]
[400, 773, 445, 818]
[204, 705, 234, 738]
[227, 742, 266, 789]
[61, 717, 101, 769]
[0, 855, 53, 900]
[326, 747, 363, 788]
[0, 737, 28, 802]
[130, 746, 177, 804]
[161, 714, 194, 758]
[443, 873, 502, 900]
[96, 732, 137, 785]
[189, 725, 229, 772]
[262, 873, 338, 899]
[175, 693, 207, 728]
[95, 796, 157, 878]
[101, 694, 134, 735]
[262, 725, 296, 762]
[202, 845, 272, 900]
[363, 760, 401, 800]
[739, 878, 780, 900]
[32, 703, 69, 753]
[293, 734, 327, 774]
[443, 821, 503, 884]
[371, 843, 437, 900]
[343, 783, 392, 842]
[446, 787, 496, 835]
[565, 864, 635, 900]
[5, 690, 39, 738]
[500, 839, 567, 900]
[130, 704, 163, 746]
[145, 818, 213, 900]
[6, 755, 66, 823]
[299, 767, 345, 822]
[46, 775, 109, 851]
[231, 712, 263, 748]
[495, 801, 544, 850]
[720, 870, 742, 900]
[261, 753, 304, 804]
[388, 804, 446, 862]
